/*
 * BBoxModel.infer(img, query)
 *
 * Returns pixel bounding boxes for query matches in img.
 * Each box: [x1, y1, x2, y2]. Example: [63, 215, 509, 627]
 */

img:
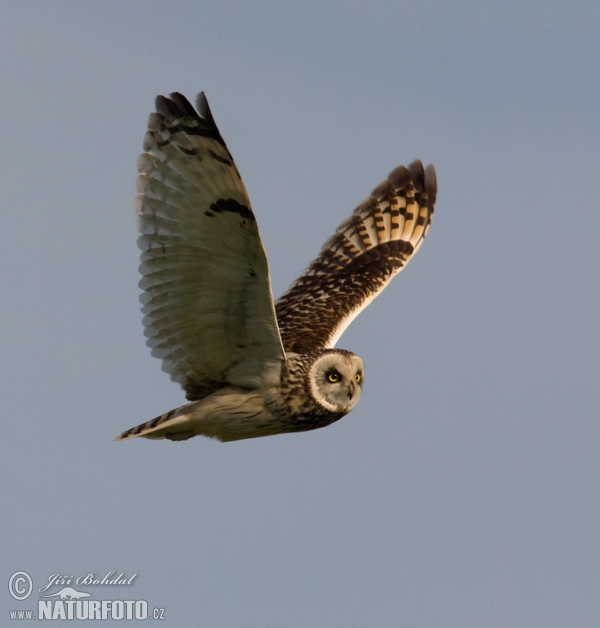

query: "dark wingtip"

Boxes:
[154, 94, 170, 117]
[389, 160, 437, 206]
[150, 90, 225, 146]
[154, 92, 197, 120]
[197, 91, 216, 126]
[424, 164, 437, 206]
[152, 92, 196, 119]
[387, 165, 411, 191]
[408, 159, 425, 190]
[169, 92, 200, 119]
[196, 91, 224, 142]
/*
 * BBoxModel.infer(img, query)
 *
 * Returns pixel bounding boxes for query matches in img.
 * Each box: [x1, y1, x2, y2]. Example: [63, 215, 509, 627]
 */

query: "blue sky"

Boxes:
[2, 2, 599, 626]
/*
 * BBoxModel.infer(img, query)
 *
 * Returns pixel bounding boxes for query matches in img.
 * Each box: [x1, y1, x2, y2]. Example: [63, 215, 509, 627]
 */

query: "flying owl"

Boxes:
[117, 91, 436, 443]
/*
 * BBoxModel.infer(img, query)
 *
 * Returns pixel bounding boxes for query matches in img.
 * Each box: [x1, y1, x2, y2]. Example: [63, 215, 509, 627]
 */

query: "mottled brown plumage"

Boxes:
[276, 161, 435, 353]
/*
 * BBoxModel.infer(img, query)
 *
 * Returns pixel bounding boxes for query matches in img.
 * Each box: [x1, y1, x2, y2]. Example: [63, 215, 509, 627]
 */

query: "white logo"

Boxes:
[37, 599, 151, 621]
[41, 586, 91, 600]
[8, 572, 33, 600]
[8, 570, 165, 621]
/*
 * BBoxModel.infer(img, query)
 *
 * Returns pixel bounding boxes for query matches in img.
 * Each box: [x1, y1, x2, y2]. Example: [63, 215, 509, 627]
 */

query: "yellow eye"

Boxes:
[355, 373, 362, 383]
[327, 371, 340, 383]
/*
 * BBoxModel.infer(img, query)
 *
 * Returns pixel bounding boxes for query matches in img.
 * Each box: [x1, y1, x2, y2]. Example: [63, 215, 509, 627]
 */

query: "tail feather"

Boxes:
[115, 404, 194, 441]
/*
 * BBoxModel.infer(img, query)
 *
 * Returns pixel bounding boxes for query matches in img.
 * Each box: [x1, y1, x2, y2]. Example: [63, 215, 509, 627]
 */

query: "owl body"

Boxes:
[119, 350, 363, 442]
[117, 91, 436, 443]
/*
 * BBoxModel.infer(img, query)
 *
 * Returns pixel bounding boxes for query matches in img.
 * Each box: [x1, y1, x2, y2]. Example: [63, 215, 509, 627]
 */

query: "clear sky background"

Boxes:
[2, 1, 599, 626]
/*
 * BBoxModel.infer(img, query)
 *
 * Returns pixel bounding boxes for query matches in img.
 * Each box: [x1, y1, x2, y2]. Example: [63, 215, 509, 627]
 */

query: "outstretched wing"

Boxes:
[275, 161, 437, 354]
[136, 92, 284, 400]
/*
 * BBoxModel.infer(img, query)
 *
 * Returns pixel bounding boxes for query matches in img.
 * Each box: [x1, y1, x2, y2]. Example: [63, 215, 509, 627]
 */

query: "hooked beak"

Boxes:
[347, 381, 356, 400]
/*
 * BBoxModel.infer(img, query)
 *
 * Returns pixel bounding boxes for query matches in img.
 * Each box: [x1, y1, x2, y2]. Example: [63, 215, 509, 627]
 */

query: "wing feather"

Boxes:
[275, 161, 436, 354]
[136, 92, 284, 400]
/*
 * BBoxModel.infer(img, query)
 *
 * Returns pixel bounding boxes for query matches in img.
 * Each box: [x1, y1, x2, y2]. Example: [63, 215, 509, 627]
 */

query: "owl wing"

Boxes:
[275, 161, 437, 354]
[136, 92, 284, 401]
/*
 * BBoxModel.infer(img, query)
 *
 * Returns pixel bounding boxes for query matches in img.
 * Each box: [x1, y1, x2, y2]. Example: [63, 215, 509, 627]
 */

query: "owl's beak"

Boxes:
[347, 381, 356, 400]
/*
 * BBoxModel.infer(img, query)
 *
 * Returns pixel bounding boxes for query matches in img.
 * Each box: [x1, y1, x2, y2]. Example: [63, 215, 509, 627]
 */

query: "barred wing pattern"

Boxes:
[275, 161, 437, 354]
[137, 93, 284, 401]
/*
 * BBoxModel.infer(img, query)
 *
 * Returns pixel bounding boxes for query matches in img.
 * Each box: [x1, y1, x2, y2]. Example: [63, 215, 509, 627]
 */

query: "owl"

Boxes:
[117, 92, 436, 443]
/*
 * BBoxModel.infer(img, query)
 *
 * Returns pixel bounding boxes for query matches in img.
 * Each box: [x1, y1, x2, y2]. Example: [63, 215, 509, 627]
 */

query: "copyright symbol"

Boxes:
[8, 571, 33, 600]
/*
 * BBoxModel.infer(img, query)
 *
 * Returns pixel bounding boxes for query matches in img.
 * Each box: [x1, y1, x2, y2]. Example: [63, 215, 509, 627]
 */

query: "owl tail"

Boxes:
[115, 403, 197, 441]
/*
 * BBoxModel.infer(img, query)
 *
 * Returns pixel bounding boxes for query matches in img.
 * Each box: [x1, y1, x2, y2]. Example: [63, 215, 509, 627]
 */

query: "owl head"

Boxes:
[307, 349, 364, 414]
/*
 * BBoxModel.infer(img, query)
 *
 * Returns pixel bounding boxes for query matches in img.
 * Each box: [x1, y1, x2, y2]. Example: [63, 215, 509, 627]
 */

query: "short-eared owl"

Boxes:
[117, 92, 436, 443]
